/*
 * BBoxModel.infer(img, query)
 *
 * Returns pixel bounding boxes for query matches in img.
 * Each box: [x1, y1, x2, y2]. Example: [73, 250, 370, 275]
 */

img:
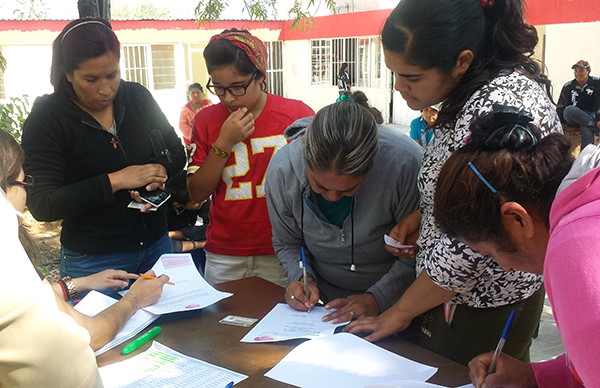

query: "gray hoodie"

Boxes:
[265, 122, 423, 311]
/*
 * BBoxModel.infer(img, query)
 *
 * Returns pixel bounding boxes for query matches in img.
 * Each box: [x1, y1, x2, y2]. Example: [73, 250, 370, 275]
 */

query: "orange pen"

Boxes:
[139, 273, 174, 285]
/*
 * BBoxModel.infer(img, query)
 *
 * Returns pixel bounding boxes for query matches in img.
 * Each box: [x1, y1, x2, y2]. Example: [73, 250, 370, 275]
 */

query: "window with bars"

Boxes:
[122, 44, 176, 90]
[357, 37, 382, 88]
[311, 37, 382, 88]
[311, 40, 331, 86]
[265, 41, 284, 96]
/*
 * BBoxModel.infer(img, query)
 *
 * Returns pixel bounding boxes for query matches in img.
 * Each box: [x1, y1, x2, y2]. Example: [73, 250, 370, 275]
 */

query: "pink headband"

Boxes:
[61, 20, 109, 43]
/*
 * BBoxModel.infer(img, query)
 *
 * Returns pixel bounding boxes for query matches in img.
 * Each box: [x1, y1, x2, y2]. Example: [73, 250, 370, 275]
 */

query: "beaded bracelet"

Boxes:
[211, 142, 232, 158]
[57, 279, 69, 302]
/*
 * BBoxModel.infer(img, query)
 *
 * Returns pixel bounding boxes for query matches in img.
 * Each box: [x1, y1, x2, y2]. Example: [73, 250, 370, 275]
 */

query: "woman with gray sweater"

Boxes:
[265, 98, 423, 324]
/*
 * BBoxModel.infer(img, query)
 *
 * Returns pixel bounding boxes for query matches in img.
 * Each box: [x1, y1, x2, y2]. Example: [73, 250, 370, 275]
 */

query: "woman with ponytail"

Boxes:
[345, 0, 563, 365]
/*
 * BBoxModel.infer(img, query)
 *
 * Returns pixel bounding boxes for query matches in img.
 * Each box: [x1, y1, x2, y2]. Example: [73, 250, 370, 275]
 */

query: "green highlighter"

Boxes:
[122, 326, 162, 355]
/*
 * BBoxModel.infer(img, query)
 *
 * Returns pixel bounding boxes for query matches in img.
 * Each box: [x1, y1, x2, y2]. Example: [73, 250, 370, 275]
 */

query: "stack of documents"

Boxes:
[76, 253, 232, 356]
[74, 290, 159, 357]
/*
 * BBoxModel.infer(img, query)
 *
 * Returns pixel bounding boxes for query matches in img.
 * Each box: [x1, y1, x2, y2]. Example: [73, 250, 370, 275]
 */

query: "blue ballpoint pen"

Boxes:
[224, 381, 234, 388]
[301, 246, 311, 312]
[487, 311, 516, 374]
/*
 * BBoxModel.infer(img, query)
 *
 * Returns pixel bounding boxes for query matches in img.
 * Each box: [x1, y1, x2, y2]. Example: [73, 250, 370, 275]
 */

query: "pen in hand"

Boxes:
[487, 311, 516, 374]
[301, 246, 311, 312]
[139, 273, 175, 285]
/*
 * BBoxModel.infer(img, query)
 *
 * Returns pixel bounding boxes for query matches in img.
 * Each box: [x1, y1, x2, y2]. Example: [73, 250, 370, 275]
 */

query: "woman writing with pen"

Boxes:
[265, 93, 423, 322]
[431, 110, 599, 388]
[0, 129, 171, 387]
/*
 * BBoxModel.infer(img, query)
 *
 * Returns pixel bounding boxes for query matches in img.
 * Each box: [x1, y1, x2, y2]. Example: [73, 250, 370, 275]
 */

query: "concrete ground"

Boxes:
[387, 122, 565, 363]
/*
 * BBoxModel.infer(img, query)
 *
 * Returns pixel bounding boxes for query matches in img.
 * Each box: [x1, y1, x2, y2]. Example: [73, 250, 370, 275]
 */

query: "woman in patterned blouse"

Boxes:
[345, 0, 562, 365]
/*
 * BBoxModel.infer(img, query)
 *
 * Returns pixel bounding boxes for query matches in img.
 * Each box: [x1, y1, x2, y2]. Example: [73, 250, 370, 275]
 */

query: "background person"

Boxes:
[21, 18, 186, 298]
[187, 29, 314, 287]
[345, 0, 562, 366]
[410, 106, 438, 147]
[337, 62, 351, 94]
[431, 111, 598, 388]
[179, 83, 213, 146]
[556, 59, 600, 151]
[265, 95, 423, 323]
[165, 169, 209, 275]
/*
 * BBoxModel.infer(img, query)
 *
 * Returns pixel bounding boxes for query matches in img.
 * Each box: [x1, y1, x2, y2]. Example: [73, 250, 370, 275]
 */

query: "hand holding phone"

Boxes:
[130, 187, 171, 209]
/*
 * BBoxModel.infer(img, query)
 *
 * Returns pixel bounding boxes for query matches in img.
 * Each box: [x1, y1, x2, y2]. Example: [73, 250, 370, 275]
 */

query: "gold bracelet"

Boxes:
[211, 142, 232, 158]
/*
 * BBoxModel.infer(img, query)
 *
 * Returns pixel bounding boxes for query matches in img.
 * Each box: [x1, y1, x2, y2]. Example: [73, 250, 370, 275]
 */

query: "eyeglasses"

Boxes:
[206, 75, 256, 97]
[10, 174, 34, 187]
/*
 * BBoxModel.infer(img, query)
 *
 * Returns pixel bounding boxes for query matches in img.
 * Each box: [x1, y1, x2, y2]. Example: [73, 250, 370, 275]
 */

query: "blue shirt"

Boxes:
[409, 116, 434, 148]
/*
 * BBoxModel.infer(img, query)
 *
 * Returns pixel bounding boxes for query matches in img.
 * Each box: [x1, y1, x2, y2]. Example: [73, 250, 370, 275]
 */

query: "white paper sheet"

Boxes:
[99, 341, 247, 388]
[240, 303, 348, 343]
[121, 253, 232, 315]
[384, 234, 413, 249]
[74, 290, 159, 356]
[265, 332, 438, 388]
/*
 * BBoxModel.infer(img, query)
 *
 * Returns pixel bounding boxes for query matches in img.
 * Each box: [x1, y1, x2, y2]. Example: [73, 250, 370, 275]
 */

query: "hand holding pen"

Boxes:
[301, 247, 311, 312]
[284, 247, 319, 312]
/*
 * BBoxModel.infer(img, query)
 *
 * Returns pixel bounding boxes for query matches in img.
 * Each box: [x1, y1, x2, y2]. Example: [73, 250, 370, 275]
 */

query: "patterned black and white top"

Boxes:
[415, 71, 563, 308]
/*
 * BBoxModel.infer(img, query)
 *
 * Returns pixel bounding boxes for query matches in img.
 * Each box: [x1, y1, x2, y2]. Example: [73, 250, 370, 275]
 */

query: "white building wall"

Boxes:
[2, 45, 54, 101]
[283, 40, 394, 121]
[544, 21, 600, 102]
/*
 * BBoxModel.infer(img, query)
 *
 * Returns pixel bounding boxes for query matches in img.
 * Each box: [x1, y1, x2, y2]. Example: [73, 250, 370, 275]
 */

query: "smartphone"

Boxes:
[133, 187, 171, 208]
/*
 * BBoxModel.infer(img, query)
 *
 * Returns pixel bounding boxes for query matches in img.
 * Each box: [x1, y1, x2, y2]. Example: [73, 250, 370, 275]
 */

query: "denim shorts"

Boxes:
[60, 233, 173, 298]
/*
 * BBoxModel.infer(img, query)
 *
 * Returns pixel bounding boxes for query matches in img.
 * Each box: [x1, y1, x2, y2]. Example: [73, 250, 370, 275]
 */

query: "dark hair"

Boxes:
[342, 90, 384, 124]
[165, 170, 191, 205]
[0, 130, 40, 263]
[339, 62, 349, 77]
[51, 17, 120, 99]
[433, 110, 573, 252]
[188, 83, 203, 93]
[204, 28, 263, 81]
[382, 0, 548, 130]
[305, 100, 380, 176]
[0, 129, 24, 193]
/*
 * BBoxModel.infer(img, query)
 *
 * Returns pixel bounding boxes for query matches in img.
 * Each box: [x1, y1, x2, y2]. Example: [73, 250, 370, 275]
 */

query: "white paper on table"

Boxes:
[74, 290, 160, 357]
[265, 332, 438, 388]
[364, 381, 464, 388]
[120, 253, 232, 315]
[240, 303, 348, 343]
[384, 234, 413, 249]
[99, 341, 247, 388]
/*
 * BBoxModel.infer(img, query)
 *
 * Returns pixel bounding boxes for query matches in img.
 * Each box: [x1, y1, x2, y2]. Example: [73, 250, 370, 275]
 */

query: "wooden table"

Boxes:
[97, 276, 470, 387]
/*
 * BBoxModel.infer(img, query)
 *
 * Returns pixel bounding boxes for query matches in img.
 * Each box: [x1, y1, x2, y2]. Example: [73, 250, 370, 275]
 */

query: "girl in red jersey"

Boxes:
[187, 29, 314, 286]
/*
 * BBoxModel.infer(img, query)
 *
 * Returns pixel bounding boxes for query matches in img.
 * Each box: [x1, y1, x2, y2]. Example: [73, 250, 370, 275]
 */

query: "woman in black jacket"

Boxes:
[22, 18, 186, 297]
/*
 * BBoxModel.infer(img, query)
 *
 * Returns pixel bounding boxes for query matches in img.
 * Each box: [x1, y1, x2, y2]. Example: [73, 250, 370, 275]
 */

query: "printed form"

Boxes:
[99, 341, 247, 388]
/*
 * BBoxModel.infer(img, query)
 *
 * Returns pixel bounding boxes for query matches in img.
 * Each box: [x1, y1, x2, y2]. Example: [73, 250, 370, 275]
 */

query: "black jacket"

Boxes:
[22, 81, 186, 254]
[556, 77, 600, 123]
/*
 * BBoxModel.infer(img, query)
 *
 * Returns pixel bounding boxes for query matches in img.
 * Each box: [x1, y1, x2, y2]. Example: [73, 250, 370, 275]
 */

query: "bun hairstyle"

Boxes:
[339, 90, 384, 124]
[51, 18, 120, 98]
[434, 104, 573, 251]
[305, 98, 380, 177]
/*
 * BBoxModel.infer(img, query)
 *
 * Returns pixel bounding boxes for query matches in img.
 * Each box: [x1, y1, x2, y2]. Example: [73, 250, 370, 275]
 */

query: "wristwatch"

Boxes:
[61, 276, 78, 301]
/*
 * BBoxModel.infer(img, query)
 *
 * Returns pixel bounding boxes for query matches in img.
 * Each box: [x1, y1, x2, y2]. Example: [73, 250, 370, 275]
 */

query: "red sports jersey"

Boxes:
[188, 93, 314, 256]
